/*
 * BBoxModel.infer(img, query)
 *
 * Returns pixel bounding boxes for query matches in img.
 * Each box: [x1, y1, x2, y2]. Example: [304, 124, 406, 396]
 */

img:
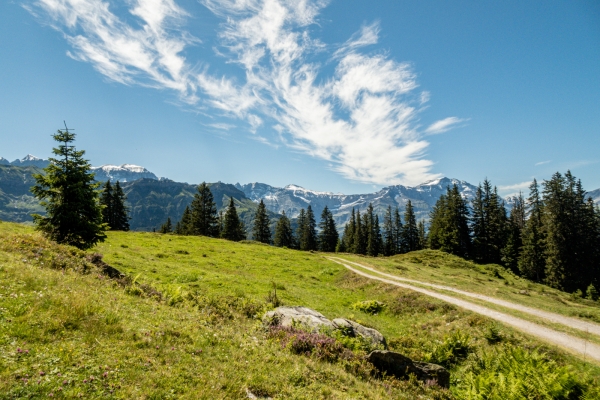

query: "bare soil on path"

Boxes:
[328, 257, 600, 363]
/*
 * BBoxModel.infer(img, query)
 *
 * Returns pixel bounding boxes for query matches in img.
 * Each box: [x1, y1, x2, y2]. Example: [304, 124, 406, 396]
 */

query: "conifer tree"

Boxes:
[342, 208, 357, 253]
[418, 220, 427, 250]
[100, 180, 114, 228]
[190, 182, 219, 237]
[274, 211, 294, 248]
[299, 205, 318, 251]
[175, 205, 193, 235]
[502, 192, 525, 272]
[472, 179, 508, 264]
[428, 185, 471, 258]
[31, 127, 107, 250]
[354, 209, 366, 255]
[318, 206, 338, 252]
[222, 197, 246, 241]
[252, 200, 271, 244]
[518, 179, 546, 281]
[159, 217, 172, 233]
[296, 208, 307, 249]
[402, 200, 419, 252]
[383, 206, 395, 256]
[393, 207, 404, 254]
[365, 203, 381, 256]
[111, 181, 130, 231]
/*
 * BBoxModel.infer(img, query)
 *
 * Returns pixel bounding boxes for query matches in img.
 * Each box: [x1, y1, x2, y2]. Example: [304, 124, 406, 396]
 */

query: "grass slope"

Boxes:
[1, 222, 599, 399]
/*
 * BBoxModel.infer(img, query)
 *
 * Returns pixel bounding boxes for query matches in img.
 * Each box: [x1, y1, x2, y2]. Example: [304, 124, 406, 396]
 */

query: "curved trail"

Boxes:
[329, 257, 600, 337]
[328, 257, 600, 362]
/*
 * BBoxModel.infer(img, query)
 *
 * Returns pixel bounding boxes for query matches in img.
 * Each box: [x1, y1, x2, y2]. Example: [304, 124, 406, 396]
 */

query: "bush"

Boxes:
[455, 346, 590, 399]
[426, 330, 472, 368]
[267, 326, 353, 363]
[586, 284, 598, 301]
[352, 300, 385, 315]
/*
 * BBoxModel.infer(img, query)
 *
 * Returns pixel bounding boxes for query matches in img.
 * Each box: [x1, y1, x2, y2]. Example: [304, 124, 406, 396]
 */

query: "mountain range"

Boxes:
[1, 155, 598, 233]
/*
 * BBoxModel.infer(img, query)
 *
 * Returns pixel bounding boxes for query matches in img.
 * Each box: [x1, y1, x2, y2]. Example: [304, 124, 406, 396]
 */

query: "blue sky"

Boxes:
[1, 0, 599, 195]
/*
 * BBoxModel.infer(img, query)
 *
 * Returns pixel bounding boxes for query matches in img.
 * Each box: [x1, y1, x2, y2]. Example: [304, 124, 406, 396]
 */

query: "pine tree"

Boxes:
[318, 206, 338, 252]
[393, 207, 404, 254]
[342, 208, 357, 253]
[100, 180, 114, 228]
[296, 208, 307, 249]
[354, 209, 366, 255]
[299, 205, 318, 251]
[252, 200, 271, 244]
[190, 182, 219, 237]
[518, 179, 545, 281]
[274, 211, 294, 248]
[175, 205, 193, 235]
[417, 220, 427, 250]
[501, 192, 525, 273]
[472, 179, 508, 264]
[365, 203, 381, 256]
[159, 217, 172, 233]
[402, 200, 419, 252]
[382, 206, 395, 256]
[428, 185, 471, 258]
[111, 181, 130, 231]
[31, 127, 107, 250]
[222, 197, 246, 241]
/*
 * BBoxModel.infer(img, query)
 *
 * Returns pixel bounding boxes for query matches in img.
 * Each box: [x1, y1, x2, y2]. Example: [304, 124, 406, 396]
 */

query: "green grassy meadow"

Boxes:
[1, 221, 599, 399]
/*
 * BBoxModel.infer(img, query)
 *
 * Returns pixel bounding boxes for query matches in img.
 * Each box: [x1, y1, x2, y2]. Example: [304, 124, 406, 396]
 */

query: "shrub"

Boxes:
[426, 330, 472, 368]
[267, 326, 353, 363]
[484, 325, 502, 344]
[455, 346, 590, 399]
[352, 300, 385, 315]
[586, 284, 598, 301]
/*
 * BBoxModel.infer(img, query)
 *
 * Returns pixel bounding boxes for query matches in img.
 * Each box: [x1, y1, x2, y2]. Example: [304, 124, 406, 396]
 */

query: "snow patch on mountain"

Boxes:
[91, 164, 158, 182]
[9, 154, 50, 168]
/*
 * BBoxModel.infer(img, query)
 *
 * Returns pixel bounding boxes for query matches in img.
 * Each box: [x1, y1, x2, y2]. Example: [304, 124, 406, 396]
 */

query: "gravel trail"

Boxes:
[328, 257, 600, 362]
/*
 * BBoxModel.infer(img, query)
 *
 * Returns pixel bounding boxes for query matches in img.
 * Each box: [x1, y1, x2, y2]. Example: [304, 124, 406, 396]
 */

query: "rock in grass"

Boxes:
[366, 350, 450, 388]
[332, 318, 387, 349]
[263, 306, 335, 332]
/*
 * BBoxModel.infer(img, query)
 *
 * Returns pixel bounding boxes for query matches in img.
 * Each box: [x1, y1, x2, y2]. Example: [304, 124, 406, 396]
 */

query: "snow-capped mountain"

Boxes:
[8, 154, 50, 168]
[589, 188, 600, 204]
[236, 177, 479, 226]
[91, 164, 158, 182]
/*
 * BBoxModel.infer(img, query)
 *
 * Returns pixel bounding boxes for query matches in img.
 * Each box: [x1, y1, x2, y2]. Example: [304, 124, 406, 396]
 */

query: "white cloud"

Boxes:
[535, 160, 551, 166]
[32, 0, 462, 186]
[425, 117, 468, 134]
[498, 181, 531, 197]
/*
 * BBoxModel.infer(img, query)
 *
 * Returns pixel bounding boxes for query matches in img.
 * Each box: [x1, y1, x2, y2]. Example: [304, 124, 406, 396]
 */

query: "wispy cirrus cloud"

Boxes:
[425, 117, 468, 134]
[31, 0, 465, 186]
[535, 160, 551, 166]
[498, 180, 531, 197]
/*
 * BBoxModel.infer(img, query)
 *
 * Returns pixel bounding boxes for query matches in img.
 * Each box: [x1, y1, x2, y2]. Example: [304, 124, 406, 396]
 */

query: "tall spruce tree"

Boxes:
[501, 192, 525, 273]
[542, 171, 599, 292]
[175, 205, 193, 235]
[111, 181, 130, 231]
[471, 179, 508, 264]
[354, 209, 366, 255]
[296, 209, 307, 249]
[318, 206, 338, 252]
[365, 203, 381, 256]
[393, 207, 404, 254]
[31, 127, 107, 250]
[428, 185, 471, 258]
[343, 208, 357, 253]
[274, 211, 294, 248]
[383, 206, 395, 256]
[222, 197, 246, 241]
[100, 180, 114, 228]
[417, 220, 427, 250]
[190, 182, 219, 237]
[402, 200, 420, 252]
[252, 200, 271, 243]
[299, 205, 318, 251]
[518, 181, 545, 281]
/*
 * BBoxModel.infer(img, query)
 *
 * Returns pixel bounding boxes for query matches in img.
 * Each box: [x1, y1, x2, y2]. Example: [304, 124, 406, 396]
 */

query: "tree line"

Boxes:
[427, 172, 600, 296]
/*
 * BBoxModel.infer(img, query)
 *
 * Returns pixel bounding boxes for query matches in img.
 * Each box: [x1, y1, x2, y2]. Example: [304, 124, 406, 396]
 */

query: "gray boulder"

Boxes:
[332, 318, 387, 349]
[366, 350, 450, 388]
[263, 306, 335, 332]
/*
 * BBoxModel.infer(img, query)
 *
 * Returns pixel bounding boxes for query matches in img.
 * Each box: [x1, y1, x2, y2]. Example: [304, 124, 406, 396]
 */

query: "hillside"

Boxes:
[1, 222, 599, 398]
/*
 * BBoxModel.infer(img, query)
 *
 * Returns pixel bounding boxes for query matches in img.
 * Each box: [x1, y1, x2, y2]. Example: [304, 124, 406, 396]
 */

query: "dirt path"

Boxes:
[328, 257, 600, 363]
[329, 256, 600, 338]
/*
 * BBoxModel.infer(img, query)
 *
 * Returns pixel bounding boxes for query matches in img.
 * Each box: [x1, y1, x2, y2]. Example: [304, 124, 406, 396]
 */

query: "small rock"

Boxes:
[332, 318, 387, 349]
[366, 350, 450, 388]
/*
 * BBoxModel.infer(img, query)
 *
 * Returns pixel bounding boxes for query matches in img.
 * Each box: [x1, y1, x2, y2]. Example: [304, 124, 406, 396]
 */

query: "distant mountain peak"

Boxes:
[91, 164, 158, 182]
